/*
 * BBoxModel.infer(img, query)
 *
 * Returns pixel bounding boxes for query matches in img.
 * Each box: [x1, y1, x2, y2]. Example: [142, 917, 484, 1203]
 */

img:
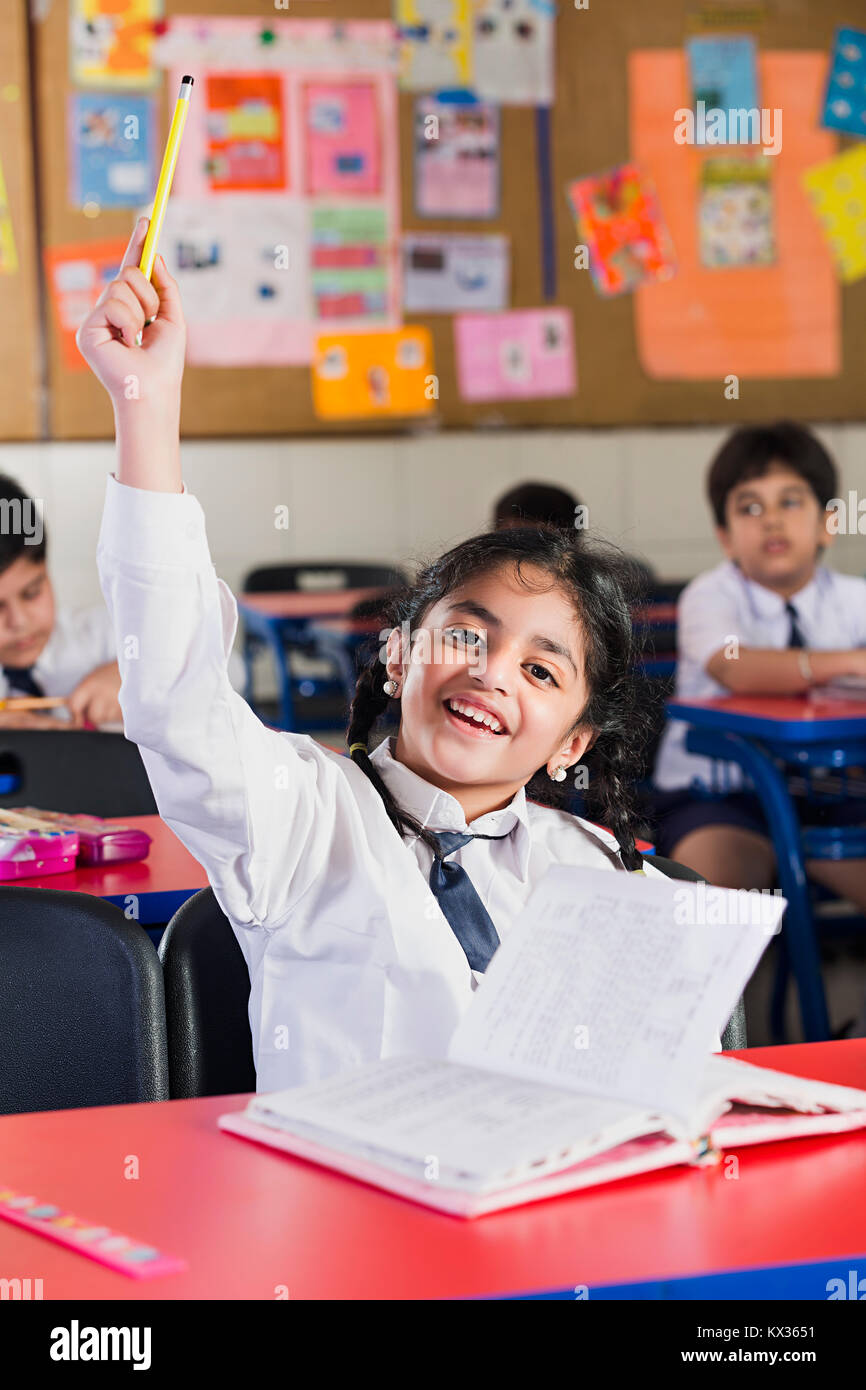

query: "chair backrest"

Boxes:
[645, 854, 748, 1050]
[0, 887, 168, 1114]
[243, 561, 410, 593]
[0, 730, 157, 816]
[159, 888, 256, 1100]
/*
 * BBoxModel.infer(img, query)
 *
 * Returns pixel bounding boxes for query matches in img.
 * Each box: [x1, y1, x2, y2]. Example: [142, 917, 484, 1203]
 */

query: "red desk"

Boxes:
[18, 815, 208, 926]
[1, 1041, 864, 1300]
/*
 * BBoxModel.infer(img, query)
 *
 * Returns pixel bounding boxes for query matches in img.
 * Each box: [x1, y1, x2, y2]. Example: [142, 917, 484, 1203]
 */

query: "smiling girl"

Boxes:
[78, 219, 674, 1091]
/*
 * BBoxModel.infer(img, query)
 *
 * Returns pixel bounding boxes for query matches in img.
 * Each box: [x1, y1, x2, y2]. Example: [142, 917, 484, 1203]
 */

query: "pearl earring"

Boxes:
[549, 765, 568, 782]
[383, 679, 399, 697]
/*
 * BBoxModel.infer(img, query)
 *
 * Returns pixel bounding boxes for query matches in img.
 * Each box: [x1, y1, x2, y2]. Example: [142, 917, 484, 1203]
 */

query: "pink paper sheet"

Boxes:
[454, 308, 576, 402]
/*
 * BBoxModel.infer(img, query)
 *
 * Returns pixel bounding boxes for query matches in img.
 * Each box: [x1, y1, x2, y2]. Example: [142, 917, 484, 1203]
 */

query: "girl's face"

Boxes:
[389, 563, 593, 816]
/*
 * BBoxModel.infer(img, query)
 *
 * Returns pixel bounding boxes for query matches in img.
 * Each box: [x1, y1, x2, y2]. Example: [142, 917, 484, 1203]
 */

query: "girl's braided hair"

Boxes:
[346, 525, 651, 871]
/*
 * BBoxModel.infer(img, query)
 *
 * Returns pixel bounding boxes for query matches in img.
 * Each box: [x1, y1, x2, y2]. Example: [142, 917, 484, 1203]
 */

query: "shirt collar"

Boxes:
[730, 561, 826, 623]
[369, 734, 533, 872]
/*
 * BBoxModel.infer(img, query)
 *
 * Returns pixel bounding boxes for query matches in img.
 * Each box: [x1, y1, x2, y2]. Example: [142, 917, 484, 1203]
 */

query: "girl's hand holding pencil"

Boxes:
[76, 216, 187, 495]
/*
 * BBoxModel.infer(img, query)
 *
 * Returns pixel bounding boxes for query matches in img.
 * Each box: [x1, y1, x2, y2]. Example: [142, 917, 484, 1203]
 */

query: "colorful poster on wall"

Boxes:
[310, 205, 391, 323]
[567, 165, 677, 296]
[43, 237, 127, 370]
[0, 158, 18, 275]
[70, 0, 162, 90]
[472, 0, 555, 106]
[311, 328, 435, 419]
[629, 49, 839, 379]
[414, 99, 499, 218]
[685, 34, 759, 140]
[301, 82, 382, 196]
[698, 157, 775, 267]
[150, 16, 402, 355]
[156, 198, 311, 365]
[394, 0, 473, 94]
[454, 308, 576, 401]
[204, 75, 288, 193]
[68, 94, 156, 210]
[403, 233, 509, 311]
[820, 28, 866, 137]
[802, 145, 866, 284]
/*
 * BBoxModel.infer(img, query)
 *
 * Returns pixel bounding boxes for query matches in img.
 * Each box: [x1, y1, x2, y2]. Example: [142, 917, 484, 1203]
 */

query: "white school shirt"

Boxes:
[0, 604, 116, 708]
[96, 472, 718, 1093]
[654, 560, 866, 793]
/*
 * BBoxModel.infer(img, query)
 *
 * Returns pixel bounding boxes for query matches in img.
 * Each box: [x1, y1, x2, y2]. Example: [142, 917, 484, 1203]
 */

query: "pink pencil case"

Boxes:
[10, 808, 152, 866]
[0, 826, 78, 879]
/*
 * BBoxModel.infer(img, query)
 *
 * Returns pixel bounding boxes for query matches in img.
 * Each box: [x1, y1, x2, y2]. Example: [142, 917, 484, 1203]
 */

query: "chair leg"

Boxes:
[769, 936, 789, 1044]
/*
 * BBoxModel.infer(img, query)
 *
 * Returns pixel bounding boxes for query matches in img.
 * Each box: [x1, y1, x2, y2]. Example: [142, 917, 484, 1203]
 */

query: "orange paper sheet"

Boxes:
[312, 328, 435, 420]
[630, 51, 840, 380]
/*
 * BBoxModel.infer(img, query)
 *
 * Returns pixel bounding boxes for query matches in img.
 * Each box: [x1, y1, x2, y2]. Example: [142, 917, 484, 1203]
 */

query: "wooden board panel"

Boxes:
[0, 0, 43, 439]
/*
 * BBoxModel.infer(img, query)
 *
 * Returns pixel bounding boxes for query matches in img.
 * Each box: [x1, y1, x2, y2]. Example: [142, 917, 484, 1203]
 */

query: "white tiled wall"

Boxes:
[1, 423, 864, 610]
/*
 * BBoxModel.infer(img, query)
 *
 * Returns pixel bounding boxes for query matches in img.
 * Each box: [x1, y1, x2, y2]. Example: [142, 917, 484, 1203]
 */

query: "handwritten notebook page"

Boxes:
[248, 1056, 663, 1190]
[448, 867, 782, 1130]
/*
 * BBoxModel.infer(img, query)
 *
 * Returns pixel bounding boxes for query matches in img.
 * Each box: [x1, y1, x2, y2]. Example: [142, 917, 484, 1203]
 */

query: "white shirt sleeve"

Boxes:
[95, 472, 347, 935]
[677, 571, 743, 674]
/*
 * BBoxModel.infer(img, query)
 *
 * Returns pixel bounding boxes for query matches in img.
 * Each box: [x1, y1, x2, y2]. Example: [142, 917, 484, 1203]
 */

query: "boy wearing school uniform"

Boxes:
[0, 474, 121, 728]
[652, 424, 866, 914]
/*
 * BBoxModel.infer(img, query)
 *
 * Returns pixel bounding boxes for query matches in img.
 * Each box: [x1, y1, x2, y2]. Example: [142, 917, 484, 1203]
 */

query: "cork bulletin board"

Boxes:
[0, 1, 43, 439]
[26, 0, 866, 438]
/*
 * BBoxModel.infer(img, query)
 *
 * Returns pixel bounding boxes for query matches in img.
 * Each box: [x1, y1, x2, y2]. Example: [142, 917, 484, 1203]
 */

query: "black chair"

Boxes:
[0, 887, 168, 1114]
[0, 730, 157, 816]
[243, 561, 410, 594]
[159, 888, 256, 1100]
[647, 854, 748, 1050]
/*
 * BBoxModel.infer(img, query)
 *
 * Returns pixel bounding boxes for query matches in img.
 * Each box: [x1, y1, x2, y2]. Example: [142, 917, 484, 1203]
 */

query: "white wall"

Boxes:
[1, 423, 864, 612]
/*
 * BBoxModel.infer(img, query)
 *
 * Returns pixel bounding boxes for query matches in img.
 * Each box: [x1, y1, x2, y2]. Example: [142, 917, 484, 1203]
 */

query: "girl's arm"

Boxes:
[77, 219, 341, 934]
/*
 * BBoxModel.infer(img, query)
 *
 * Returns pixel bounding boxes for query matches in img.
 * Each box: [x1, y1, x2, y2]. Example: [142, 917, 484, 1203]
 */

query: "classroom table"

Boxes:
[666, 695, 866, 1043]
[238, 589, 389, 730]
[17, 814, 208, 929]
[0, 1040, 863, 1300]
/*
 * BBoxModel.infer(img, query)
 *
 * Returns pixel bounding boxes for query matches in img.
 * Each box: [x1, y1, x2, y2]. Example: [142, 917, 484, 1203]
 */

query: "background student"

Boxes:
[75, 217, 712, 1094]
[0, 472, 121, 728]
[651, 422, 866, 913]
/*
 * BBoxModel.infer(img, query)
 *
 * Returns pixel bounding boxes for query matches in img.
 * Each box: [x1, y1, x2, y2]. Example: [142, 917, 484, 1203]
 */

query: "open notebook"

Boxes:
[218, 868, 866, 1217]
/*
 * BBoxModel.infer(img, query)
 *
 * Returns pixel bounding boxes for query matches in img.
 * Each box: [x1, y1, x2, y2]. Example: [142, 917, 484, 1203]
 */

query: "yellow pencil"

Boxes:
[139, 74, 194, 283]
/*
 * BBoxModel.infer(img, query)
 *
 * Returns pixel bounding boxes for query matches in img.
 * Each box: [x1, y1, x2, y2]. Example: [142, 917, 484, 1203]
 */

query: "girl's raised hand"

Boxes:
[75, 216, 187, 405]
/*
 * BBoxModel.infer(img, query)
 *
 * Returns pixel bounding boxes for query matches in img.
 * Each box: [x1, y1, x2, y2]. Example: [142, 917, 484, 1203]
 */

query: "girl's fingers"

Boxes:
[118, 264, 160, 322]
[101, 293, 142, 348]
[150, 253, 185, 329]
[120, 215, 150, 273]
[96, 276, 145, 323]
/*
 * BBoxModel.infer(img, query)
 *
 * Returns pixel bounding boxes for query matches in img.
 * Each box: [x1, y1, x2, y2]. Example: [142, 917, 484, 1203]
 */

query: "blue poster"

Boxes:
[686, 35, 760, 146]
[821, 28, 866, 137]
[68, 94, 156, 210]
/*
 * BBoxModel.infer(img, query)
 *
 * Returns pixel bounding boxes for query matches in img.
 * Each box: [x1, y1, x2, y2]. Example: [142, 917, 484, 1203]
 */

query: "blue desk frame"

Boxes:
[666, 700, 866, 1042]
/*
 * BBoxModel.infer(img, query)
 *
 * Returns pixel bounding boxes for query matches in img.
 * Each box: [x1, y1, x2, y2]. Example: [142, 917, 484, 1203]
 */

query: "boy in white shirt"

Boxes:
[653, 423, 866, 914]
[0, 473, 121, 728]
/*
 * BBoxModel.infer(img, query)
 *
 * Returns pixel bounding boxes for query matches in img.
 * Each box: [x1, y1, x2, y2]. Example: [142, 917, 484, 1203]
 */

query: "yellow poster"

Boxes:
[802, 144, 866, 285]
[70, 0, 162, 90]
[0, 158, 18, 275]
[311, 329, 436, 419]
